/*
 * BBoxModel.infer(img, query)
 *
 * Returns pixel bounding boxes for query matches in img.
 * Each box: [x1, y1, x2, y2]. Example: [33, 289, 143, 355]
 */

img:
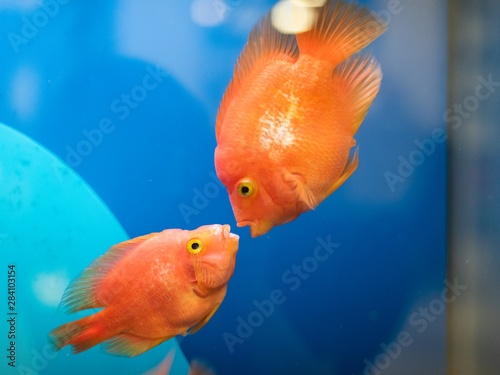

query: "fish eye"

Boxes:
[187, 238, 203, 254]
[237, 180, 255, 197]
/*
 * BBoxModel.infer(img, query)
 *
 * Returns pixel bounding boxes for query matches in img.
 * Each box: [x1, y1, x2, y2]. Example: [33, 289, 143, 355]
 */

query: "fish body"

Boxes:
[49, 225, 239, 357]
[215, 0, 386, 237]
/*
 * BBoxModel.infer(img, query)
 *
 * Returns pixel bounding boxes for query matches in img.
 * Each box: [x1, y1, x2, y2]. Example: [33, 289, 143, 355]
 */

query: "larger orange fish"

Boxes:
[214, 0, 386, 237]
[49, 224, 239, 357]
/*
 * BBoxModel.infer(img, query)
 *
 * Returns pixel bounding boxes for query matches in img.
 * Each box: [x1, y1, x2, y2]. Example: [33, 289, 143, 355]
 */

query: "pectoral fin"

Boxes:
[282, 171, 318, 210]
[325, 147, 359, 197]
[187, 303, 221, 335]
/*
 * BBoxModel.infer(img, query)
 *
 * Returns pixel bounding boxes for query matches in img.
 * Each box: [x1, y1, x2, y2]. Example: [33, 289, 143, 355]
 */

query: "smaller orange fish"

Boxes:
[49, 225, 239, 357]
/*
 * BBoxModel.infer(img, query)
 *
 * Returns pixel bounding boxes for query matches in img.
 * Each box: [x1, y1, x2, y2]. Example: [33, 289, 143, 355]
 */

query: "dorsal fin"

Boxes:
[333, 53, 382, 134]
[59, 233, 159, 314]
[296, 0, 386, 66]
[216, 12, 299, 140]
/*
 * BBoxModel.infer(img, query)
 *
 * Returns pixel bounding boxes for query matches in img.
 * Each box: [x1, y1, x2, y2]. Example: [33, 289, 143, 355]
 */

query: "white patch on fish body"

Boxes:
[258, 91, 300, 159]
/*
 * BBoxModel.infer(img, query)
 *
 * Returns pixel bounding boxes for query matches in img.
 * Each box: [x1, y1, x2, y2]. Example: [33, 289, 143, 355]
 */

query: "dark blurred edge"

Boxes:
[447, 0, 500, 374]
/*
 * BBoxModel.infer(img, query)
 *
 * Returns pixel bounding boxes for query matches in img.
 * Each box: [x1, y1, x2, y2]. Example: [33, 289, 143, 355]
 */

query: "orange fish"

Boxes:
[49, 225, 239, 357]
[214, 0, 386, 237]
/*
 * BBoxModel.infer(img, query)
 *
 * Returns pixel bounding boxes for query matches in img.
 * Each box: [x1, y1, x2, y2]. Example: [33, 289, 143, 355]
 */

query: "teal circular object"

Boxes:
[0, 123, 189, 375]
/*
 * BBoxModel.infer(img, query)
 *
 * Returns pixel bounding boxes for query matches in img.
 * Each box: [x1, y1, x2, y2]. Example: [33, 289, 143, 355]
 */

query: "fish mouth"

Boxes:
[222, 224, 239, 253]
[236, 220, 253, 228]
[237, 220, 273, 238]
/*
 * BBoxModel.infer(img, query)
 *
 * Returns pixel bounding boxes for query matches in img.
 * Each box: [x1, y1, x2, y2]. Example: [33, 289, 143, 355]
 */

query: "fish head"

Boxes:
[215, 146, 310, 237]
[186, 224, 239, 264]
[185, 224, 239, 292]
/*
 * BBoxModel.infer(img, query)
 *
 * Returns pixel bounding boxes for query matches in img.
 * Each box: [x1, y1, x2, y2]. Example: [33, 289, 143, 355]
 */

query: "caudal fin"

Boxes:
[49, 314, 114, 354]
[296, 0, 386, 66]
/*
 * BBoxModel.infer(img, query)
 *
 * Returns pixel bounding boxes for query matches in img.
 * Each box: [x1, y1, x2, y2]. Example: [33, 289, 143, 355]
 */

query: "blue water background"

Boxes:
[0, 1, 447, 374]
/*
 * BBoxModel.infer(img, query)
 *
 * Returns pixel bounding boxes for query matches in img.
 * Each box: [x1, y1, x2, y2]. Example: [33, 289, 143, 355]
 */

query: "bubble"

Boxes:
[291, 0, 327, 8]
[33, 271, 69, 307]
[271, 0, 316, 34]
[10, 66, 40, 122]
[190, 0, 226, 27]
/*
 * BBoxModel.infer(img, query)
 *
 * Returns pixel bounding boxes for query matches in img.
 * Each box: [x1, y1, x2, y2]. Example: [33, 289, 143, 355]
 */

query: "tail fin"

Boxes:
[333, 53, 382, 134]
[296, 0, 386, 66]
[49, 313, 114, 354]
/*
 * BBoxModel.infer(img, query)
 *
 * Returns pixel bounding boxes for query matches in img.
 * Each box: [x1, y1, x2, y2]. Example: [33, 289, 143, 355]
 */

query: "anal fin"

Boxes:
[103, 332, 170, 357]
[186, 303, 221, 335]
